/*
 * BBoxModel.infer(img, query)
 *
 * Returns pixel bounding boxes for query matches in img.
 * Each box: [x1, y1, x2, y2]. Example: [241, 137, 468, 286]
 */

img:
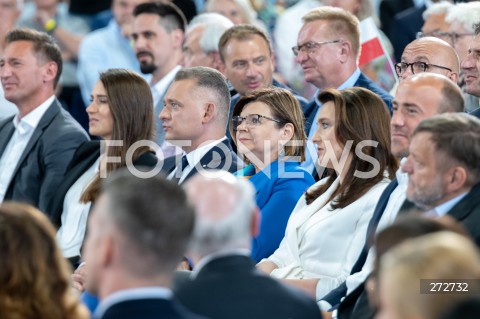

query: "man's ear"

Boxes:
[43, 61, 58, 85]
[212, 52, 226, 75]
[202, 102, 217, 124]
[172, 29, 184, 50]
[339, 40, 352, 64]
[447, 165, 468, 193]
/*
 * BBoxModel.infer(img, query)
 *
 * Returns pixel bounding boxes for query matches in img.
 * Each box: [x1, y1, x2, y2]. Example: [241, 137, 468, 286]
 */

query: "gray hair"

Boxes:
[174, 66, 230, 125]
[423, 1, 454, 20]
[445, 2, 480, 33]
[186, 172, 257, 257]
[413, 113, 480, 186]
[187, 13, 234, 53]
[206, 0, 257, 24]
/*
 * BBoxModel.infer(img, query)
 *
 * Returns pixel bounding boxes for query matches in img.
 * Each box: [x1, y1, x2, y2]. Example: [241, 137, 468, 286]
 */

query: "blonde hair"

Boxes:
[302, 6, 361, 60]
[380, 232, 480, 319]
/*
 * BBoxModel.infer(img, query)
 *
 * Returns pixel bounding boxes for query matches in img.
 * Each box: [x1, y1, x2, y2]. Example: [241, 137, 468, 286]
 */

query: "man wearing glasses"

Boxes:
[295, 6, 392, 175]
[396, 36, 459, 83]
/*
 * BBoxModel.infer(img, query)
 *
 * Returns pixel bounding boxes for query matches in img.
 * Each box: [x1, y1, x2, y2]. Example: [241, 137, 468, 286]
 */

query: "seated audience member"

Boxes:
[402, 113, 480, 246]
[218, 23, 308, 144]
[77, 0, 149, 106]
[416, 1, 453, 44]
[0, 202, 88, 319]
[461, 22, 480, 116]
[345, 214, 468, 319]
[396, 36, 459, 83]
[47, 68, 158, 263]
[159, 66, 240, 184]
[230, 87, 314, 261]
[0, 28, 88, 212]
[182, 13, 233, 71]
[445, 2, 480, 112]
[82, 170, 205, 319]
[257, 87, 398, 301]
[320, 73, 466, 318]
[376, 232, 480, 319]
[175, 171, 322, 319]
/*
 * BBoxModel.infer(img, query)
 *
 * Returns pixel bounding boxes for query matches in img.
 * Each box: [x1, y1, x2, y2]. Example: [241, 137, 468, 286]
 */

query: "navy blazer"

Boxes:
[174, 254, 322, 319]
[470, 107, 480, 119]
[160, 139, 240, 184]
[389, 5, 426, 62]
[46, 140, 158, 227]
[303, 73, 393, 134]
[0, 99, 88, 213]
[95, 297, 206, 319]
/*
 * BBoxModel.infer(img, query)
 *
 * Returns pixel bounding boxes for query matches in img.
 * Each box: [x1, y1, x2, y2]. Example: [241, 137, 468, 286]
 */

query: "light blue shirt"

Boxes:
[433, 192, 468, 217]
[77, 20, 143, 105]
[303, 68, 362, 173]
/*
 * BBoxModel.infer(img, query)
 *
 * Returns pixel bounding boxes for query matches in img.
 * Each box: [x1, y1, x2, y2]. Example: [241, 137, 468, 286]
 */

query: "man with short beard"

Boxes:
[132, 2, 185, 153]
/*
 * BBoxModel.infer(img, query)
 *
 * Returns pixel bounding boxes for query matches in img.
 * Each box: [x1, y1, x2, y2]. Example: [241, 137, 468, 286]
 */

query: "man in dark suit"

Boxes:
[82, 170, 205, 319]
[174, 171, 322, 319]
[319, 73, 465, 319]
[294, 7, 393, 176]
[159, 66, 240, 184]
[0, 28, 88, 213]
[403, 113, 480, 245]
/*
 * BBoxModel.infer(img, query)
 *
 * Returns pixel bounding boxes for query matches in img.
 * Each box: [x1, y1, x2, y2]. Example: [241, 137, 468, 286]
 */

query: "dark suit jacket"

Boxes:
[470, 107, 480, 118]
[334, 182, 480, 319]
[303, 72, 393, 134]
[96, 297, 207, 319]
[379, 0, 414, 36]
[46, 140, 158, 227]
[160, 139, 240, 184]
[174, 254, 322, 319]
[389, 5, 426, 62]
[0, 99, 88, 213]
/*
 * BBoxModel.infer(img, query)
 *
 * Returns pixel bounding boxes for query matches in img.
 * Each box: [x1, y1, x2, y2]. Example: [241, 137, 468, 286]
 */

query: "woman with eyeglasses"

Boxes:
[230, 87, 315, 262]
[257, 87, 398, 300]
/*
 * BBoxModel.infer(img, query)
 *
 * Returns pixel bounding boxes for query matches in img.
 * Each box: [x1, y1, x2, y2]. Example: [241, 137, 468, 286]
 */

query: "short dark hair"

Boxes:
[133, 2, 187, 33]
[413, 113, 480, 186]
[218, 24, 272, 62]
[174, 66, 230, 124]
[5, 28, 62, 88]
[102, 170, 195, 274]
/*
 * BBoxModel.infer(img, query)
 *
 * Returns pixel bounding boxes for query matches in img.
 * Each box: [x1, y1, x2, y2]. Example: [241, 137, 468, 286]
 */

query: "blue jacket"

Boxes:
[236, 160, 314, 262]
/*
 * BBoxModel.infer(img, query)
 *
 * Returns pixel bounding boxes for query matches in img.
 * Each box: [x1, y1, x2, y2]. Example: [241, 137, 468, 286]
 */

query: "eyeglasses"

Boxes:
[394, 61, 452, 76]
[416, 31, 473, 44]
[292, 40, 342, 56]
[231, 114, 283, 131]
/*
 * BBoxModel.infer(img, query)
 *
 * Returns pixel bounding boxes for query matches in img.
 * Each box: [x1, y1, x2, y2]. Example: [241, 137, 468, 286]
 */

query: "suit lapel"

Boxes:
[0, 119, 15, 157]
[447, 183, 480, 221]
[11, 101, 59, 181]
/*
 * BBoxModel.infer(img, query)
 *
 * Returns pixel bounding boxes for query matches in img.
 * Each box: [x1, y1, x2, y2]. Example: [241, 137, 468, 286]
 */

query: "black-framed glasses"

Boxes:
[292, 40, 342, 56]
[416, 31, 473, 44]
[231, 114, 283, 131]
[394, 61, 452, 76]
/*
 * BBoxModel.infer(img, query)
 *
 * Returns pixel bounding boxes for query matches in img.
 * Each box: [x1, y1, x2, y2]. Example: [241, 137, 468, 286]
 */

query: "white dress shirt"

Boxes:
[0, 95, 55, 202]
[167, 137, 227, 184]
[56, 157, 100, 258]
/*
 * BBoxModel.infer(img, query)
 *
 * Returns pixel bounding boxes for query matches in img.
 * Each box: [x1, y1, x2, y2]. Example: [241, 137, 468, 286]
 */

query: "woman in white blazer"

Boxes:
[258, 87, 398, 301]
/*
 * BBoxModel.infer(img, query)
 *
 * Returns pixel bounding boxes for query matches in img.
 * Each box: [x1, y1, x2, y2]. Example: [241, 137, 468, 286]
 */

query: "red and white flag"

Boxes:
[359, 17, 385, 66]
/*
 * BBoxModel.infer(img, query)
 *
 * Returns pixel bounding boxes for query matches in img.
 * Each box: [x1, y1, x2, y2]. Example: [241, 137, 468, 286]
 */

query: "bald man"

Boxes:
[175, 172, 321, 319]
[320, 73, 464, 318]
[396, 36, 459, 83]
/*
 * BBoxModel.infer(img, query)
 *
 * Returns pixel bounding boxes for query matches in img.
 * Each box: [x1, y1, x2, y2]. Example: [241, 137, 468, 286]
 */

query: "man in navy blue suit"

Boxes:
[294, 6, 393, 175]
[82, 170, 205, 319]
[175, 171, 322, 319]
[319, 73, 464, 319]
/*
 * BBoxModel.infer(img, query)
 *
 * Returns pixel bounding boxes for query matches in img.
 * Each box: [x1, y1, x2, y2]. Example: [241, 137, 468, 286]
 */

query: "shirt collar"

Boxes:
[151, 65, 181, 97]
[184, 137, 227, 169]
[94, 287, 173, 318]
[13, 95, 55, 133]
[314, 68, 361, 106]
[433, 192, 468, 217]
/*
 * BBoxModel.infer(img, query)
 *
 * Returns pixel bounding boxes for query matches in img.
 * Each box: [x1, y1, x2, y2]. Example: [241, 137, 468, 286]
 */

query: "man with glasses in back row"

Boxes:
[295, 6, 393, 176]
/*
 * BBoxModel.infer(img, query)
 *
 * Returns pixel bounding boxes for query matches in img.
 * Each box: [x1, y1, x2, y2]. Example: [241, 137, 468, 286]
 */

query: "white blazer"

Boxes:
[265, 174, 390, 299]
